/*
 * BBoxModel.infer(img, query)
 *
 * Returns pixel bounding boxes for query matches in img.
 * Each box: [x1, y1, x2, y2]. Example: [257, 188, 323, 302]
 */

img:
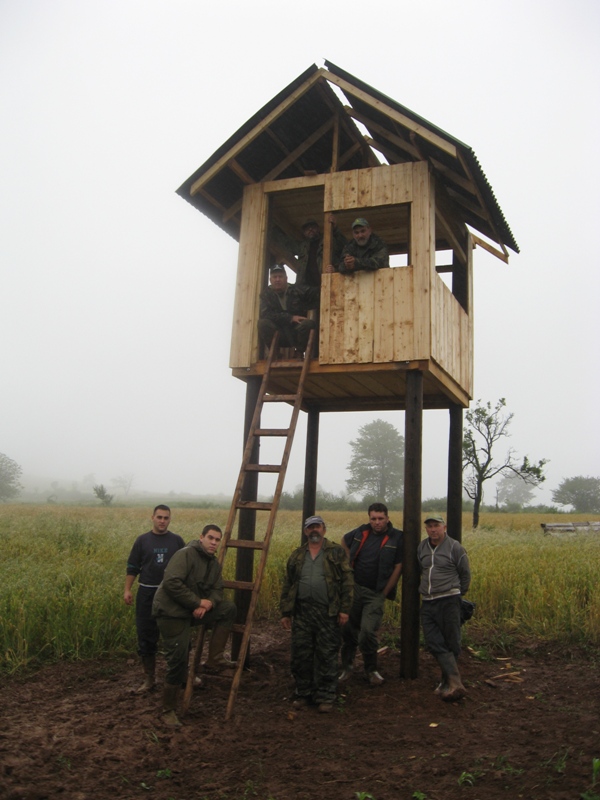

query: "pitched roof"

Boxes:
[177, 62, 518, 254]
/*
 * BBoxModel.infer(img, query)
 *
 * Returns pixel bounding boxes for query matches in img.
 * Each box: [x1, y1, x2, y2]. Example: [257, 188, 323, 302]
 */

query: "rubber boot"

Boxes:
[434, 658, 449, 696]
[136, 654, 156, 694]
[436, 652, 466, 702]
[204, 626, 236, 672]
[162, 683, 182, 728]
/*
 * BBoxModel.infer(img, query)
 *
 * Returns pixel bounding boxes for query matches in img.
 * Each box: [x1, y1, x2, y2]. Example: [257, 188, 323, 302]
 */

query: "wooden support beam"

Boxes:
[401, 369, 423, 680]
[346, 107, 420, 160]
[447, 404, 463, 542]
[470, 233, 509, 264]
[301, 409, 319, 545]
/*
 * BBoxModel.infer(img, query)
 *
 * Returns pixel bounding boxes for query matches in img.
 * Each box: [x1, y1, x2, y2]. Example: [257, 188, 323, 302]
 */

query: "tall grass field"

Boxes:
[1, 505, 599, 675]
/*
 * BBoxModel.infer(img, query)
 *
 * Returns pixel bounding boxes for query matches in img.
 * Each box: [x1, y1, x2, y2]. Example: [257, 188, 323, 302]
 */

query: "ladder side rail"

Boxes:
[218, 334, 280, 563]
[224, 331, 315, 719]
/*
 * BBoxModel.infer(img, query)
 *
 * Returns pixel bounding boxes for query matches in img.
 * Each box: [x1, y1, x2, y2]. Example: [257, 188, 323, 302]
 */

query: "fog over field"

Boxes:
[1, 1, 599, 505]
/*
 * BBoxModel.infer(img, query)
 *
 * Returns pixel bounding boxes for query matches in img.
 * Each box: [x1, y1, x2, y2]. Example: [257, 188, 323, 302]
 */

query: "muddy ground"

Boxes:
[1, 623, 598, 800]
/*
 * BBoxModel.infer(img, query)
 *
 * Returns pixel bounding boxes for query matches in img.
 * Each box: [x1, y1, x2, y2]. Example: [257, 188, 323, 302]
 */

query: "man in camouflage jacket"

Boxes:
[280, 516, 353, 712]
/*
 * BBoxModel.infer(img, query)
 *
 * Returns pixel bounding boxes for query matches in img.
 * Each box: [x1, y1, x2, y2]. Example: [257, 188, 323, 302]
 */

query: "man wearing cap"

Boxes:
[418, 515, 471, 702]
[280, 516, 354, 713]
[257, 264, 320, 354]
[337, 218, 389, 274]
[339, 503, 403, 685]
[271, 215, 347, 288]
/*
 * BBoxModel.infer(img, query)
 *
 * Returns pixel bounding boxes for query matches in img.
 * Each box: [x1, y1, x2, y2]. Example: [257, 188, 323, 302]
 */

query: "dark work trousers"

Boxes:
[136, 586, 160, 657]
[291, 600, 341, 704]
[420, 595, 462, 658]
[341, 584, 385, 673]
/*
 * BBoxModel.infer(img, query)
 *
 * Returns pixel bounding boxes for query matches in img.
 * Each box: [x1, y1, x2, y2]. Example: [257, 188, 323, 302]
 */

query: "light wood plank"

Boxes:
[373, 270, 395, 362]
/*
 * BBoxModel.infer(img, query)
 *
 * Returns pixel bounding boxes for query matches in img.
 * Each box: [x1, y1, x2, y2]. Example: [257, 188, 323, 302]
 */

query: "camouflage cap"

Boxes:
[352, 217, 370, 228]
[424, 515, 445, 524]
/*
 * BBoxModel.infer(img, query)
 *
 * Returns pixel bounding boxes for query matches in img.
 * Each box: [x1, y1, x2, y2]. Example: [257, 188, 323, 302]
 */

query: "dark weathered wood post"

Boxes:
[301, 408, 319, 544]
[400, 369, 423, 679]
[232, 376, 261, 661]
[447, 403, 463, 542]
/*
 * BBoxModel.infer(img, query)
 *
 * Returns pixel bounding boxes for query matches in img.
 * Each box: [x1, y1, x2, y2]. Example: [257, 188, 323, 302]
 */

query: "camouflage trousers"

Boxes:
[291, 600, 341, 704]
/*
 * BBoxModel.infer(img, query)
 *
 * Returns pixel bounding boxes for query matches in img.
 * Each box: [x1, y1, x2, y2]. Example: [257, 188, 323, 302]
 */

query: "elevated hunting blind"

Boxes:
[177, 62, 517, 705]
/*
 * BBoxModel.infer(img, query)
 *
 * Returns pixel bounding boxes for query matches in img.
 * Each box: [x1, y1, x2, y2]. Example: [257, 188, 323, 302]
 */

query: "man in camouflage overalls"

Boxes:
[280, 516, 354, 713]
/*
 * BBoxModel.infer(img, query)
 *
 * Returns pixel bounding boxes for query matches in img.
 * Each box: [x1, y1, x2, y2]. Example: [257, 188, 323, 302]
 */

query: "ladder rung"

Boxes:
[226, 539, 267, 550]
[223, 579, 255, 591]
[244, 464, 281, 473]
[235, 501, 273, 511]
[232, 622, 246, 635]
[264, 394, 297, 402]
[255, 428, 290, 437]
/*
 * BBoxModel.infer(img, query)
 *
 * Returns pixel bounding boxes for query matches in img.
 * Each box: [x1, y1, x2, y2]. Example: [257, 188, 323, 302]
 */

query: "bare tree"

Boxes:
[111, 473, 135, 496]
[463, 398, 547, 528]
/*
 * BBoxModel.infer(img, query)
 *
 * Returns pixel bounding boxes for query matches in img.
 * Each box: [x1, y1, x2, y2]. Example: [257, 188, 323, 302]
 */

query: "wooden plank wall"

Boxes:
[431, 276, 472, 393]
[229, 183, 268, 369]
[320, 269, 417, 363]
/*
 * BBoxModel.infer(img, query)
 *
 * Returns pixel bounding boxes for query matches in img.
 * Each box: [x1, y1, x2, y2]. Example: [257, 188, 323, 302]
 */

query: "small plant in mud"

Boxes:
[581, 757, 600, 800]
[355, 793, 377, 800]
[156, 768, 172, 779]
[493, 755, 524, 776]
[412, 791, 427, 800]
[458, 769, 484, 786]
[542, 748, 570, 775]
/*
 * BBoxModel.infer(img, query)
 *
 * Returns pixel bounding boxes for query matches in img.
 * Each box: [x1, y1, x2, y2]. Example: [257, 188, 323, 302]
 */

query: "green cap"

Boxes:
[424, 515, 445, 524]
[352, 217, 369, 228]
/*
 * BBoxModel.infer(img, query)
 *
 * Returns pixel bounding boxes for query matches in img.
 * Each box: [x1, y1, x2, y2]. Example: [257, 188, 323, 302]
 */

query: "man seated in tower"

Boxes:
[335, 217, 390, 274]
[257, 264, 319, 356]
[270, 215, 346, 288]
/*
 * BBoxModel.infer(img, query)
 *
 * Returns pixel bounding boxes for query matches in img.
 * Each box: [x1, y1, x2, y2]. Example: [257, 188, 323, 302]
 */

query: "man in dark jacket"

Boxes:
[418, 515, 471, 702]
[340, 503, 403, 685]
[152, 524, 236, 727]
[338, 218, 389, 274]
[257, 264, 319, 354]
[271, 215, 347, 288]
[124, 504, 185, 693]
[280, 516, 353, 713]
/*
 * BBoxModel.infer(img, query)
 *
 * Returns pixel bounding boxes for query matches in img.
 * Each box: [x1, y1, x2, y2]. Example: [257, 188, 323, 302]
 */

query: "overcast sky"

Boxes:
[1, 0, 599, 506]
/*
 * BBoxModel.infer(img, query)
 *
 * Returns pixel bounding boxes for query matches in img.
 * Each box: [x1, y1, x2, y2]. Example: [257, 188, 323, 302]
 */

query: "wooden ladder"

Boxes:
[186, 329, 315, 720]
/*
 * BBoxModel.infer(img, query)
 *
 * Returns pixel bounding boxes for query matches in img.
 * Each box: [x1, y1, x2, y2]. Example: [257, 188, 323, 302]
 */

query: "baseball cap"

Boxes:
[302, 219, 318, 229]
[424, 515, 445, 524]
[351, 217, 369, 228]
[270, 264, 286, 273]
[304, 515, 325, 527]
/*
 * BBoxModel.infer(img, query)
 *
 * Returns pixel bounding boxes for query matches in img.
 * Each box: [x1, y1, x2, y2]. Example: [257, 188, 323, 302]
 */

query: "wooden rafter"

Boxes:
[456, 150, 509, 260]
[323, 69, 457, 158]
[344, 106, 421, 160]
[190, 70, 324, 196]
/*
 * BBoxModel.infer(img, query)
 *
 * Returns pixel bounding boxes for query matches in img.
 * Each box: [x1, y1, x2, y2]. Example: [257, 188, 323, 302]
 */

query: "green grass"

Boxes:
[1, 505, 599, 674]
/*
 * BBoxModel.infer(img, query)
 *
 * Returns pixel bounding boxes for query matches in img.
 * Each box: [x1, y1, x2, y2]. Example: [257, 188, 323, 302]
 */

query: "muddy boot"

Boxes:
[136, 654, 156, 694]
[161, 683, 182, 728]
[204, 626, 237, 672]
[437, 652, 466, 702]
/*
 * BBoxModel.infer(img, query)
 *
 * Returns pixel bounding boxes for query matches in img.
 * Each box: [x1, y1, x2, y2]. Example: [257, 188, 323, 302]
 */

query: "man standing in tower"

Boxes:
[337, 218, 390, 274]
[271, 215, 346, 288]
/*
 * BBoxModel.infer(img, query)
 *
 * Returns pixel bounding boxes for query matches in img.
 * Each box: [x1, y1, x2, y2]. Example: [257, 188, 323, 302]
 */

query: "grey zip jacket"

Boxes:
[417, 535, 471, 599]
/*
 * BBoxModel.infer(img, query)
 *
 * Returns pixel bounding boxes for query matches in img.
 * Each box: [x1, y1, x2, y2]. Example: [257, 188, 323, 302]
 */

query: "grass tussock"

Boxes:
[1, 505, 599, 674]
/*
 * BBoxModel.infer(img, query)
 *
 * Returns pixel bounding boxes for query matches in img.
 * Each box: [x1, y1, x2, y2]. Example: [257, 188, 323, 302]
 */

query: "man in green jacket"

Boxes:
[152, 524, 236, 727]
[271, 215, 346, 288]
[280, 516, 353, 713]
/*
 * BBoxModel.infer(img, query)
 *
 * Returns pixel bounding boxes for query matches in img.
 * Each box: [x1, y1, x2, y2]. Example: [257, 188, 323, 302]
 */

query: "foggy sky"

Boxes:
[1, 0, 599, 506]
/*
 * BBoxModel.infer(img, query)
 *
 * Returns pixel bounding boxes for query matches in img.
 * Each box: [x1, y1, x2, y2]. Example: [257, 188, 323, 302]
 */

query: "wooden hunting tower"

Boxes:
[177, 62, 518, 689]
